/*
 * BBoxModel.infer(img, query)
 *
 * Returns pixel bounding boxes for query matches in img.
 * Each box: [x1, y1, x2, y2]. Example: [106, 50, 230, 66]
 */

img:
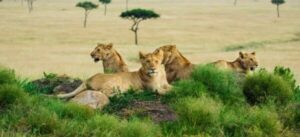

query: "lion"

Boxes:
[90, 43, 129, 73]
[212, 51, 258, 73]
[154, 45, 195, 83]
[57, 49, 172, 109]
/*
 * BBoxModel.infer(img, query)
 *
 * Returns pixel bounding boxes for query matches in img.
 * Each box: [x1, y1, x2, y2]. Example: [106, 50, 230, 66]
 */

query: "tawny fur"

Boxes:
[155, 45, 195, 83]
[90, 43, 129, 73]
[58, 49, 172, 109]
[212, 51, 258, 74]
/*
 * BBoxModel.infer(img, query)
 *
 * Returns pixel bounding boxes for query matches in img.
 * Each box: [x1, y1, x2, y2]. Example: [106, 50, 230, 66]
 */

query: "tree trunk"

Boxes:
[234, 0, 237, 6]
[277, 4, 280, 18]
[126, 0, 128, 11]
[84, 10, 88, 28]
[104, 4, 107, 16]
[134, 30, 138, 45]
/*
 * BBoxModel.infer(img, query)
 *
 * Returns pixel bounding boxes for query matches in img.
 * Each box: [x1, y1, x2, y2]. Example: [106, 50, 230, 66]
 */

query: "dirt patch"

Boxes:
[31, 74, 82, 94]
[118, 100, 177, 123]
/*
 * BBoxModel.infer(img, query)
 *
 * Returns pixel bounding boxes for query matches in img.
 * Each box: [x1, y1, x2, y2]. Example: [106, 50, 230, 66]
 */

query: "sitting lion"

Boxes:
[212, 51, 258, 73]
[90, 43, 129, 73]
[154, 45, 195, 83]
[58, 49, 172, 109]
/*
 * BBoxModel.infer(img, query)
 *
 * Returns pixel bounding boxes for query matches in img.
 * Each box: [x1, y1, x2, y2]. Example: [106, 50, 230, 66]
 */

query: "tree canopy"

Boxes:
[99, 0, 111, 4]
[271, 0, 285, 5]
[76, 1, 98, 11]
[120, 8, 160, 20]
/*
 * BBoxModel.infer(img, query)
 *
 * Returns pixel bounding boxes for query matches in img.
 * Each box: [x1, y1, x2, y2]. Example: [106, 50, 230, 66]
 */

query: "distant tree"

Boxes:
[25, 0, 36, 13]
[99, 0, 111, 16]
[125, 0, 128, 10]
[76, 1, 98, 28]
[120, 9, 159, 45]
[272, 0, 285, 17]
[234, 0, 237, 6]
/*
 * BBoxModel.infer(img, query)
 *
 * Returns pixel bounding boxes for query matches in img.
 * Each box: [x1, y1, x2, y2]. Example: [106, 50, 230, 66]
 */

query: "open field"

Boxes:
[0, 0, 300, 81]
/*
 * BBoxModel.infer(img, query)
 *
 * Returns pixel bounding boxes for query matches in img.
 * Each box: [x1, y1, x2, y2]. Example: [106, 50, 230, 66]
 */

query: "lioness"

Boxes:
[155, 45, 195, 83]
[57, 49, 172, 109]
[212, 51, 258, 73]
[90, 43, 129, 73]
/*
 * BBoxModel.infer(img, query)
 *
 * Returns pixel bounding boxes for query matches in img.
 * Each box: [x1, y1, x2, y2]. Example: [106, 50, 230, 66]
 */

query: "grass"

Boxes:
[0, 65, 300, 136]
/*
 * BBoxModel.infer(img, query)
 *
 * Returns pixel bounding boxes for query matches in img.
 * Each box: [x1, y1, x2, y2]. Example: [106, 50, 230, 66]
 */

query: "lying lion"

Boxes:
[90, 43, 129, 73]
[155, 45, 195, 83]
[212, 51, 258, 73]
[58, 49, 172, 109]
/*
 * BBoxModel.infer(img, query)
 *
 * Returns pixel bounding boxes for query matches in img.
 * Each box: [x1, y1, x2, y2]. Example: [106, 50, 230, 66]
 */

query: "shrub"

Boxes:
[0, 68, 16, 85]
[174, 96, 222, 134]
[162, 79, 206, 103]
[246, 106, 283, 137]
[243, 70, 293, 105]
[26, 107, 59, 135]
[0, 84, 27, 110]
[121, 119, 162, 137]
[87, 115, 122, 137]
[190, 65, 244, 104]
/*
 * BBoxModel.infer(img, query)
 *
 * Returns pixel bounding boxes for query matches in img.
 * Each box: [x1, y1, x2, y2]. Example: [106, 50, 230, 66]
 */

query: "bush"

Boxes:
[243, 70, 293, 105]
[246, 106, 283, 137]
[0, 68, 16, 85]
[174, 96, 222, 134]
[190, 65, 244, 104]
[162, 79, 206, 103]
[121, 119, 162, 137]
[0, 84, 27, 110]
[26, 107, 59, 135]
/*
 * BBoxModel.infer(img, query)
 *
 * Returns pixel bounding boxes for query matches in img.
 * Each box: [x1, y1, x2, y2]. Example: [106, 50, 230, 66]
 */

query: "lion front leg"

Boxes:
[156, 84, 172, 95]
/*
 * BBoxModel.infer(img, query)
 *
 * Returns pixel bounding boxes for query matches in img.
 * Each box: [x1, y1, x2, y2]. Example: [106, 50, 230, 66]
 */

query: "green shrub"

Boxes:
[190, 65, 244, 104]
[246, 106, 283, 137]
[174, 96, 222, 134]
[162, 79, 206, 103]
[0, 84, 27, 110]
[26, 107, 59, 135]
[121, 119, 162, 137]
[243, 70, 293, 105]
[0, 68, 16, 85]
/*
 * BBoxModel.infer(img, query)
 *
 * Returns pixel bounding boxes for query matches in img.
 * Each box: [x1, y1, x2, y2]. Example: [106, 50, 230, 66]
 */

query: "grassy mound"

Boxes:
[0, 65, 299, 136]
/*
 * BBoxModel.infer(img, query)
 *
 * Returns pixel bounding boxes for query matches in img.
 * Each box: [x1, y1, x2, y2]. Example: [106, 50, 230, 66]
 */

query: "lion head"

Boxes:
[139, 49, 164, 77]
[155, 45, 179, 64]
[238, 51, 258, 71]
[90, 43, 114, 63]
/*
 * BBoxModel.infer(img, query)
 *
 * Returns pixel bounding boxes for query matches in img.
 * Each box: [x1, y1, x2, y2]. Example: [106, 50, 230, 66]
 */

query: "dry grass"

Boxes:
[0, 0, 300, 81]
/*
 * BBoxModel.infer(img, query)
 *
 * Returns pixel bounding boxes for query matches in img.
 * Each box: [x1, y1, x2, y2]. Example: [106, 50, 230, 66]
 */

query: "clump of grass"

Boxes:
[26, 107, 59, 134]
[243, 70, 293, 105]
[174, 96, 222, 134]
[121, 119, 162, 137]
[224, 41, 266, 51]
[0, 68, 17, 85]
[0, 84, 27, 110]
[190, 65, 244, 104]
[87, 115, 122, 136]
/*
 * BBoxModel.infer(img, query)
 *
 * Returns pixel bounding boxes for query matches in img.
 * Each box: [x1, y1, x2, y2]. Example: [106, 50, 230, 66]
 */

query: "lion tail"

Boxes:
[57, 83, 87, 99]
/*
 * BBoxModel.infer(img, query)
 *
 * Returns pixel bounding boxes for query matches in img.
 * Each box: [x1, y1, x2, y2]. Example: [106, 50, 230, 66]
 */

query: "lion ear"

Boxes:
[139, 51, 146, 59]
[239, 51, 244, 59]
[155, 49, 164, 59]
[251, 52, 256, 55]
[97, 43, 103, 46]
[105, 43, 113, 50]
[170, 45, 177, 51]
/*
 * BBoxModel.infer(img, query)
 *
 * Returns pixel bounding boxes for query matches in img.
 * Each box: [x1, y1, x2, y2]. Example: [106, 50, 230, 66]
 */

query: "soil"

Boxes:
[118, 100, 177, 123]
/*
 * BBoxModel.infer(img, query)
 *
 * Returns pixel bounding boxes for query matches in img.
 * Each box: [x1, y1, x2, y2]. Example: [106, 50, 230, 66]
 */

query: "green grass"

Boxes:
[0, 65, 299, 136]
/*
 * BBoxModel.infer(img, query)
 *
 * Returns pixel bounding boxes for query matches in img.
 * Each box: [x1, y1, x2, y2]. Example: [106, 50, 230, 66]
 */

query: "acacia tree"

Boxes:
[25, 0, 36, 13]
[120, 9, 159, 45]
[272, 0, 285, 17]
[99, 0, 111, 15]
[76, 1, 98, 28]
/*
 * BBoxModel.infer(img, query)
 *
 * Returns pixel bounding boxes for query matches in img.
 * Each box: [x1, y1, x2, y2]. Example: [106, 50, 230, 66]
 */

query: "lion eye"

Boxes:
[97, 49, 100, 52]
